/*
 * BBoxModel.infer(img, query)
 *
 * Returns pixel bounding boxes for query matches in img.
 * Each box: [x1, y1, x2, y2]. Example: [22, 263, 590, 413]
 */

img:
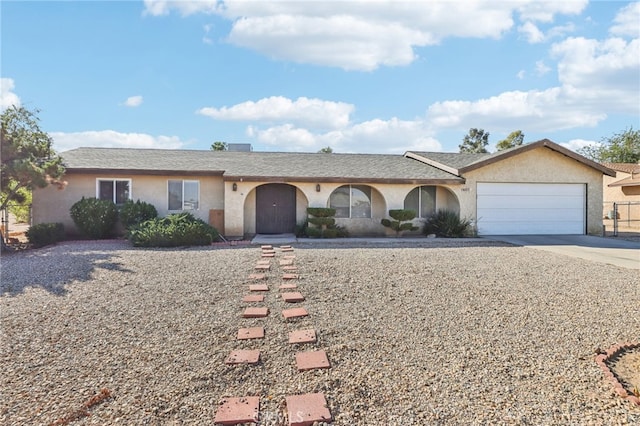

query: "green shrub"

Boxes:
[8, 188, 32, 223]
[119, 199, 158, 229]
[322, 228, 338, 238]
[308, 217, 336, 227]
[26, 222, 65, 247]
[423, 209, 472, 238]
[127, 212, 219, 247]
[307, 207, 336, 218]
[70, 197, 118, 239]
[381, 209, 418, 236]
[294, 220, 309, 238]
[305, 227, 322, 238]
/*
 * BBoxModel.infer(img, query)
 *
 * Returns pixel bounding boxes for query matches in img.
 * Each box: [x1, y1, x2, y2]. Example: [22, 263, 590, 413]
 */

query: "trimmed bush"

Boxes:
[119, 199, 158, 229]
[381, 209, 418, 237]
[322, 228, 338, 238]
[127, 212, 219, 247]
[26, 222, 65, 247]
[305, 227, 322, 238]
[423, 209, 472, 238]
[70, 197, 118, 239]
[306, 207, 336, 218]
[308, 217, 336, 227]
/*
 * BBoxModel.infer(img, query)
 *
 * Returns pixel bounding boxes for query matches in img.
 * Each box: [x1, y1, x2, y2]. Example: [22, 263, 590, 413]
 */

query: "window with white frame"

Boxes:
[168, 180, 199, 210]
[329, 185, 372, 218]
[97, 179, 131, 205]
[404, 186, 436, 218]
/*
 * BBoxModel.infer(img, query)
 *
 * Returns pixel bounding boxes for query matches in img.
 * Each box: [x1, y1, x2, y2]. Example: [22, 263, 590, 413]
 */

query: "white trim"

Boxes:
[95, 178, 132, 204]
[167, 179, 200, 211]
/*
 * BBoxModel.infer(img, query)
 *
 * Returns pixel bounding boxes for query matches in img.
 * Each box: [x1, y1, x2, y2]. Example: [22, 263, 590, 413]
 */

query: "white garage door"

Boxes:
[477, 183, 585, 235]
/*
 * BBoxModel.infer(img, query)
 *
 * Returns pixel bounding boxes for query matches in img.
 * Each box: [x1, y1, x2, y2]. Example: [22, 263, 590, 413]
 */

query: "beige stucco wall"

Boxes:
[458, 147, 605, 235]
[224, 181, 462, 238]
[32, 173, 224, 236]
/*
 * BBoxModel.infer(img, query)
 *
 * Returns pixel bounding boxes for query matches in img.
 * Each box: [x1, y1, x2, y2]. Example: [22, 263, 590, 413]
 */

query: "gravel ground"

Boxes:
[1, 239, 639, 425]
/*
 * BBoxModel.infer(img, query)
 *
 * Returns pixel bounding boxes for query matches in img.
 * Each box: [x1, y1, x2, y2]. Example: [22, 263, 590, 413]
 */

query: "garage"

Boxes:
[476, 183, 586, 235]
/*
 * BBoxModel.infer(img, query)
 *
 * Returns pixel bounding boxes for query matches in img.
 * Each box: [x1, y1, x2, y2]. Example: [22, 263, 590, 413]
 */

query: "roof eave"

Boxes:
[223, 175, 465, 185]
[403, 152, 461, 176]
[64, 168, 225, 176]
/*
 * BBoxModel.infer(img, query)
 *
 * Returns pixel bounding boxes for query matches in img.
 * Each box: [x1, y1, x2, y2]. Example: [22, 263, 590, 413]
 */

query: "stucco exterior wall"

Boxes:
[224, 181, 462, 238]
[32, 173, 224, 236]
[602, 172, 640, 226]
[459, 147, 605, 235]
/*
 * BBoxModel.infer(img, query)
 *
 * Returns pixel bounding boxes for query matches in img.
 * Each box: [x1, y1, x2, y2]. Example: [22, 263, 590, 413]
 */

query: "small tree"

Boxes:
[1, 106, 65, 248]
[211, 141, 228, 151]
[496, 130, 524, 151]
[459, 128, 490, 153]
[318, 146, 333, 153]
[578, 127, 640, 163]
[381, 209, 418, 237]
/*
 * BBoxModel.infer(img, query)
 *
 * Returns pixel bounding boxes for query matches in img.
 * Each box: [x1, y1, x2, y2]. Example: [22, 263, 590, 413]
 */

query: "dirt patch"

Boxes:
[609, 348, 640, 400]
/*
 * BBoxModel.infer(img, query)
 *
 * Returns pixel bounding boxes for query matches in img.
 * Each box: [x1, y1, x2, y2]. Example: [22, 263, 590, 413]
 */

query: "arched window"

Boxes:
[329, 185, 372, 218]
[404, 186, 436, 218]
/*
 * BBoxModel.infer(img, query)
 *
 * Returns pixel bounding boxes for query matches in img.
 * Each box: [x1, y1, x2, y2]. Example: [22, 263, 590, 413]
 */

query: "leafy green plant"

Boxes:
[127, 212, 218, 247]
[8, 188, 32, 223]
[294, 220, 309, 238]
[381, 209, 418, 237]
[305, 207, 346, 238]
[119, 199, 158, 229]
[423, 209, 472, 238]
[26, 222, 65, 247]
[70, 197, 118, 239]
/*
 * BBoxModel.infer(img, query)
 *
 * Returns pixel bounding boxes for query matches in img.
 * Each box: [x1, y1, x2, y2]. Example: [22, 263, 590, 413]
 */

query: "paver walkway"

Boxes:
[214, 244, 333, 425]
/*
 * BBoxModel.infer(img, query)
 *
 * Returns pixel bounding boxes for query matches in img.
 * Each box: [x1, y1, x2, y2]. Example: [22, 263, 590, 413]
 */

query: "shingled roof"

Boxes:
[60, 147, 464, 184]
[406, 139, 616, 177]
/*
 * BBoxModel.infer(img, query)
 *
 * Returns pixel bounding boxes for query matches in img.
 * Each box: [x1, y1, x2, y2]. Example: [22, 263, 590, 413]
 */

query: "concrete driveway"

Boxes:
[484, 235, 640, 269]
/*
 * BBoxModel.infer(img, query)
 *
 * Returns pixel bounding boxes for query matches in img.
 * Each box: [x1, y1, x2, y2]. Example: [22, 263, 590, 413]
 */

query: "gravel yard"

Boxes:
[1, 239, 639, 425]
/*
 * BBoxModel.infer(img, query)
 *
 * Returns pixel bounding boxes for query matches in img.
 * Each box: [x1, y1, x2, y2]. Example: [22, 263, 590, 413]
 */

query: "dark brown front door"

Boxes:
[256, 184, 296, 234]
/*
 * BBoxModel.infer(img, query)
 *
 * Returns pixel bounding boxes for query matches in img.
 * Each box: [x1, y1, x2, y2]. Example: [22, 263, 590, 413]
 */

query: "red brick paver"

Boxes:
[214, 396, 260, 425]
[248, 273, 266, 280]
[295, 350, 330, 371]
[261, 245, 273, 250]
[242, 294, 265, 303]
[282, 273, 299, 280]
[237, 327, 265, 340]
[285, 393, 331, 426]
[279, 259, 294, 266]
[279, 283, 298, 290]
[249, 284, 269, 292]
[282, 292, 305, 303]
[224, 350, 261, 365]
[282, 266, 297, 271]
[254, 264, 270, 271]
[288, 329, 317, 344]
[243, 307, 269, 318]
[282, 307, 308, 319]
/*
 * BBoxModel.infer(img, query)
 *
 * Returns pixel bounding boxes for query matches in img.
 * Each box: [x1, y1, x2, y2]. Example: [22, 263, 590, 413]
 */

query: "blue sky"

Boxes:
[1, 0, 639, 154]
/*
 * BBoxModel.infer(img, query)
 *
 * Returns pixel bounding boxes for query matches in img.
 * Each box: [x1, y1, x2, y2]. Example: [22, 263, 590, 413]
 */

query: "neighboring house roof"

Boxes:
[603, 163, 640, 187]
[406, 139, 616, 177]
[60, 147, 464, 184]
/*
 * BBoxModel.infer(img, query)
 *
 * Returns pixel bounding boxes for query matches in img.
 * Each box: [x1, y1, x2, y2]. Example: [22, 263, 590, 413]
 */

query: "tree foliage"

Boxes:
[577, 127, 640, 163]
[318, 146, 333, 153]
[496, 130, 524, 151]
[210, 141, 228, 151]
[459, 128, 490, 153]
[1, 106, 65, 212]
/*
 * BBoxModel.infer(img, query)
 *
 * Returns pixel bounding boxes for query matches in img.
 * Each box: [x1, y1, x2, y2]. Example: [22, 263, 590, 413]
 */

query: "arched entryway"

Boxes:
[255, 184, 297, 234]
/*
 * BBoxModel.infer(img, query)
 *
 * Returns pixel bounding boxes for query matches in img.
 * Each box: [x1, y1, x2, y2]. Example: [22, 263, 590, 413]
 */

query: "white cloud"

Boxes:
[0, 78, 21, 110]
[517, 70, 526, 79]
[143, 1, 586, 71]
[519, 22, 545, 43]
[560, 138, 599, 152]
[198, 96, 354, 130]
[551, 37, 640, 114]
[246, 118, 441, 154]
[535, 60, 551, 76]
[610, 2, 640, 38]
[50, 130, 186, 152]
[123, 95, 143, 107]
[517, 1, 587, 23]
